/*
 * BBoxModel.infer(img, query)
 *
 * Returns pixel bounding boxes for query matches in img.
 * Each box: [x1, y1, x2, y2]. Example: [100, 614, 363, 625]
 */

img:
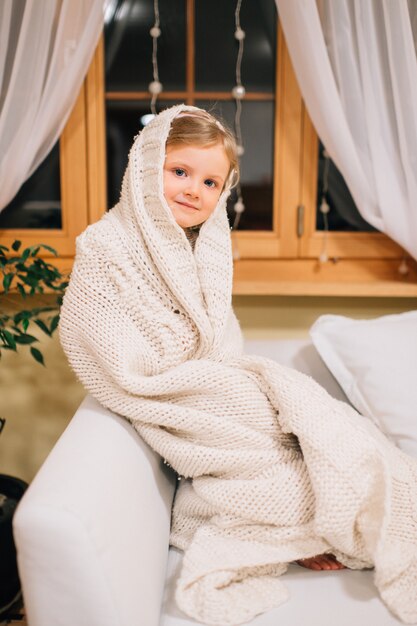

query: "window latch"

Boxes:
[297, 205, 305, 238]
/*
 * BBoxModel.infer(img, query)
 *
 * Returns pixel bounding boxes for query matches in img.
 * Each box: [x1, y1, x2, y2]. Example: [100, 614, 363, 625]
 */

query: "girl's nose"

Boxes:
[184, 179, 199, 198]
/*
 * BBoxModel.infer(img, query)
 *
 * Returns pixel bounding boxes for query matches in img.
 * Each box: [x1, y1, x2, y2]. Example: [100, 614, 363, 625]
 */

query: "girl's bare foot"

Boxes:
[296, 554, 346, 571]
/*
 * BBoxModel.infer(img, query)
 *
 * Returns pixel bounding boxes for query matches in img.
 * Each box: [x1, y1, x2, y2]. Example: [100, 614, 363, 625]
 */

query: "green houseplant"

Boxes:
[0, 240, 69, 619]
[1, 240, 68, 364]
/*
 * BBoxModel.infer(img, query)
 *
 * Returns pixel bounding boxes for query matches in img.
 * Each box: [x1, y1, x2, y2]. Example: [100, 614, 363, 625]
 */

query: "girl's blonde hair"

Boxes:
[166, 109, 239, 189]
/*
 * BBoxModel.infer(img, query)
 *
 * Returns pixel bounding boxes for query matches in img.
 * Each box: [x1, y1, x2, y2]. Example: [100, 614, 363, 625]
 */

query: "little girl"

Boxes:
[59, 104, 417, 626]
[161, 108, 343, 574]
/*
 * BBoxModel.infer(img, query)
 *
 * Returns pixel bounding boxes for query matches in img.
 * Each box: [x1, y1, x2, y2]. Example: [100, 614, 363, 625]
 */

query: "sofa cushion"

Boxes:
[310, 311, 417, 458]
[160, 547, 403, 625]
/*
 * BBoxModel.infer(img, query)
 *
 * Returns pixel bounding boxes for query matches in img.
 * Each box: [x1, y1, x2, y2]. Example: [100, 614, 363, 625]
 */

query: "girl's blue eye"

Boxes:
[204, 179, 216, 188]
[174, 168, 186, 177]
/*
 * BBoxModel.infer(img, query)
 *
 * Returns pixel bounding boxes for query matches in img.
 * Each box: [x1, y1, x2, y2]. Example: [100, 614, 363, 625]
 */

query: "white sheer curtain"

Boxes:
[0, 0, 106, 213]
[276, 0, 417, 260]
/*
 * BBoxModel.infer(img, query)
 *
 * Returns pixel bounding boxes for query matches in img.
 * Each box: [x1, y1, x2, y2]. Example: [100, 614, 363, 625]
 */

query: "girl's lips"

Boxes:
[176, 201, 198, 211]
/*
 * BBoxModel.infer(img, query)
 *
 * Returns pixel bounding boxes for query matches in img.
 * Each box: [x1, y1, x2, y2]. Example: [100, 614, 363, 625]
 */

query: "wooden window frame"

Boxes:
[2, 2, 416, 296]
[89, 6, 417, 295]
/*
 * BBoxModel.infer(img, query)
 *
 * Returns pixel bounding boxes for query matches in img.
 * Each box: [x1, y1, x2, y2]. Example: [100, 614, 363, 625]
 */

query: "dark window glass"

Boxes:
[316, 141, 377, 232]
[105, 0, 186, 92]
[195, 0, 277, 92]
[197, 100, 274, 230]
[0, 143, 61, 229]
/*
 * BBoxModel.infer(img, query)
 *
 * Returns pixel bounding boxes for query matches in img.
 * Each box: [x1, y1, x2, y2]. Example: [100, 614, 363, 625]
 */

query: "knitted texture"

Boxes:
[59, 104, 417, 626]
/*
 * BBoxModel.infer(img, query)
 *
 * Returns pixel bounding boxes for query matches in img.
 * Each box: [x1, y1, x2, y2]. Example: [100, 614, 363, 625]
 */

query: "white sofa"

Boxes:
[13, 339, 405, 626]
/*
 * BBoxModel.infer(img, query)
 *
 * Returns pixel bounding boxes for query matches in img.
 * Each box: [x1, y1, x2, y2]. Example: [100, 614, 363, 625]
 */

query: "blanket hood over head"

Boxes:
[59, 104, 417, 626]
[116, 103, 235, 360]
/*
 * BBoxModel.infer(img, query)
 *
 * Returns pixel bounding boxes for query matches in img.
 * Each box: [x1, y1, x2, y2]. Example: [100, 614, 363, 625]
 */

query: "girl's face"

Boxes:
[163, 142, 230, 229]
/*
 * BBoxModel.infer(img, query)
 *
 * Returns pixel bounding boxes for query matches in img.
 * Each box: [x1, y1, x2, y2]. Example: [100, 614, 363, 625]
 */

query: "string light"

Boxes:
[398, 257, 409, 276]
[149, 0, 162, 115]
[319, 148, 331, 263]
[232, 0, 246, 261]
[318, 149, 404, 272]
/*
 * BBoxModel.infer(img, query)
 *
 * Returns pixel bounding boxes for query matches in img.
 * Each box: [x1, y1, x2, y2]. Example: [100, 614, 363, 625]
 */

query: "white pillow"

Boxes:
[309, 311, 417, 458]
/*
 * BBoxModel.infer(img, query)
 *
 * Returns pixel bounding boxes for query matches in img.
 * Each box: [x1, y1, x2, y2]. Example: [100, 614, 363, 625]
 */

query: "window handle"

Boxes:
[297, 204, 305, 238]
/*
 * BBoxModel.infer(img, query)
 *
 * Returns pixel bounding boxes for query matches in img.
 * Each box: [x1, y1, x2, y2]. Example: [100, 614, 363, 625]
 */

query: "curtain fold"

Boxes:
[276, 0, 417, 260]
[0, 0, 106, 213]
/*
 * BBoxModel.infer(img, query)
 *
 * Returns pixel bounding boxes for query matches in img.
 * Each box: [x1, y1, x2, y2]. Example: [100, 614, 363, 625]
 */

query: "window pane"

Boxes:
[195, 0, 277, 92]
[197, 100, 274, 230]
[105, 0, 186, 92]
[316, 141, 377, 232]
[0, 143, 61, 229]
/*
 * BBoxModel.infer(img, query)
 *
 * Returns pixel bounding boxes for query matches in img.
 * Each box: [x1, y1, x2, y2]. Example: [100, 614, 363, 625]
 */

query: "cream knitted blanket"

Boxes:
[59, 104, 417, 625]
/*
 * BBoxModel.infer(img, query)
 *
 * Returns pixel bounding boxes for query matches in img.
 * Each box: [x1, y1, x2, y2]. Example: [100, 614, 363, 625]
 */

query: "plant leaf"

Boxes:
[17, 283, 26, 299]
[19, 274, 38, 288]
[21, 247, 31, 262]
[34, 319, 51, 336]
[50, 315, 60, 333]
[11, 240, 22, 251]
[14, 334, 38, 345]
[2, 330, 17, 350]
[30, 347, 45, 365]
[3, 273, 13, 292]
[39, 244, 58, 256]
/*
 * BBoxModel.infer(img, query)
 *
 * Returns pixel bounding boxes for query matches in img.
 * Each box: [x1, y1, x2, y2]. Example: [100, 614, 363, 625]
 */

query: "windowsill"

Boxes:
[233, 259, 417, 297]
[44, 256, 417, 298]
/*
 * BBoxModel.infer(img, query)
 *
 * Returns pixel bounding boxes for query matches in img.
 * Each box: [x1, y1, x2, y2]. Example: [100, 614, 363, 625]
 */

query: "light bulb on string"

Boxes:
[234, 199, 245, 214]
[320, 199, 330, 214]
[148, 80, 163, 95]
[235, 27, 245, 41]
[398, 258, 409, 276]
[232, 85, 246, 99]
[149, 26, 161, 38]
